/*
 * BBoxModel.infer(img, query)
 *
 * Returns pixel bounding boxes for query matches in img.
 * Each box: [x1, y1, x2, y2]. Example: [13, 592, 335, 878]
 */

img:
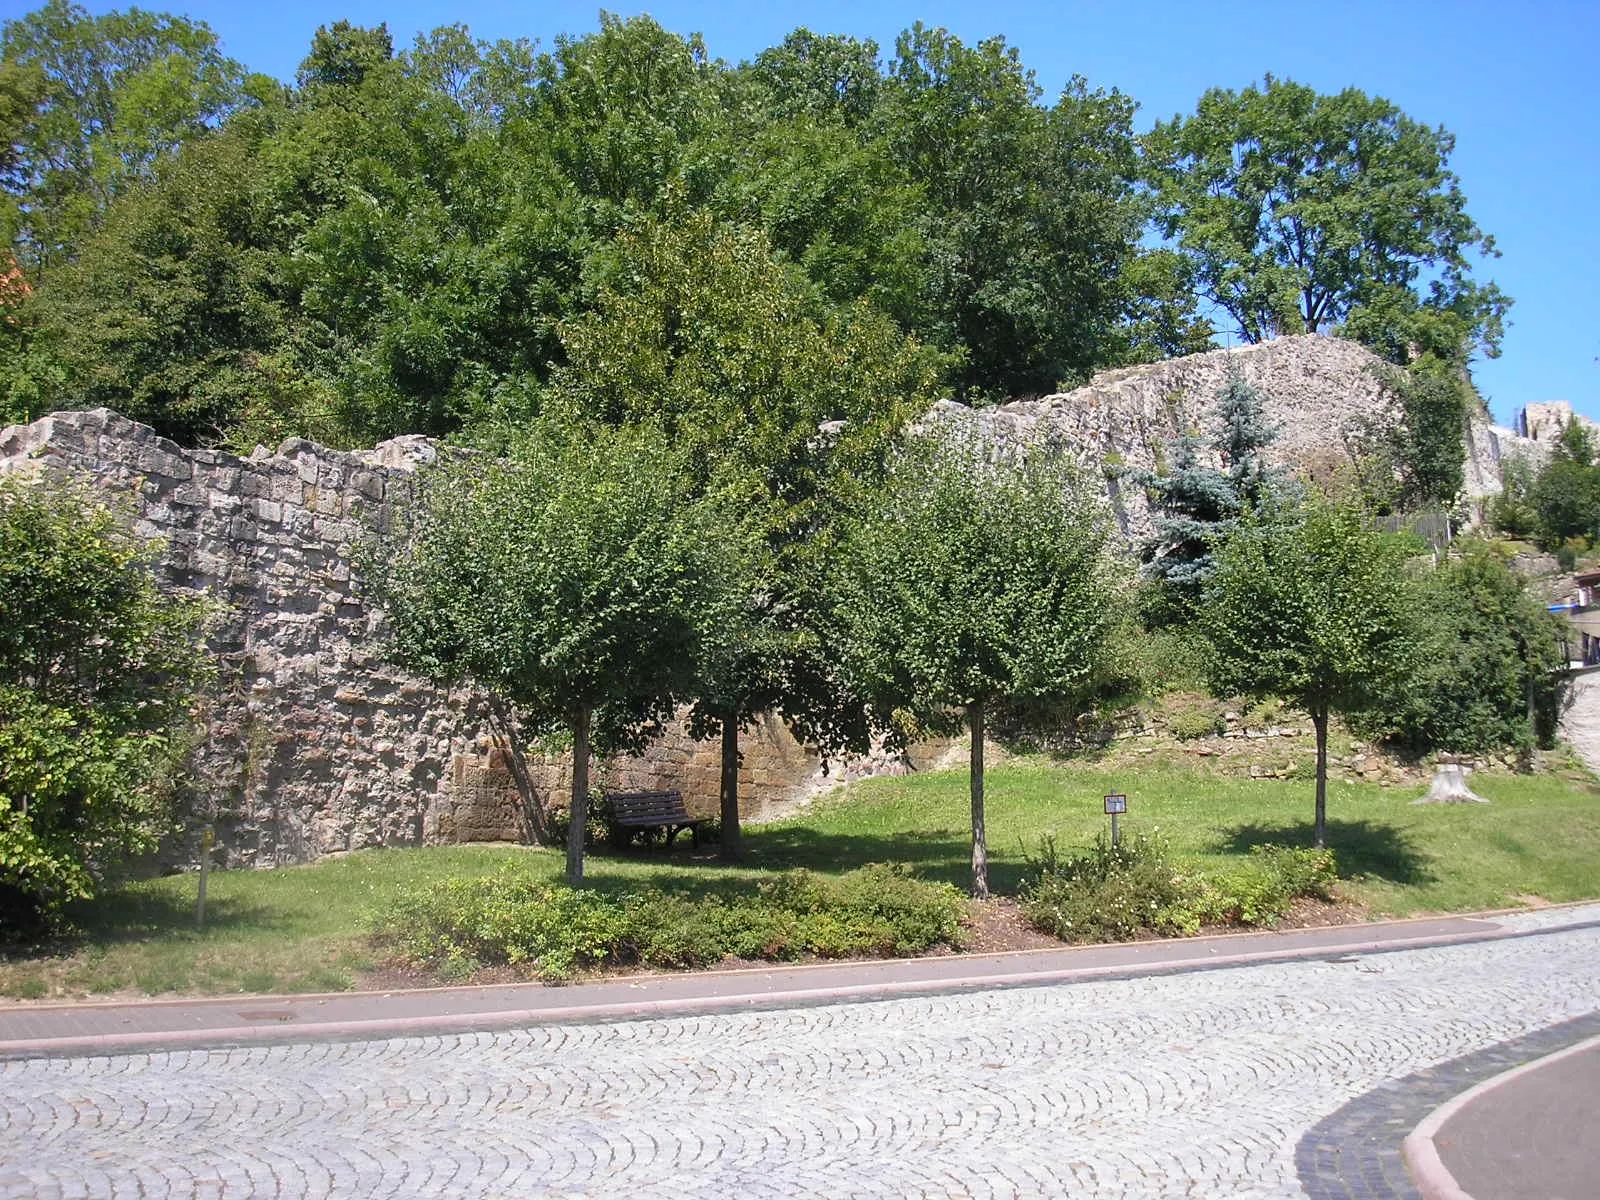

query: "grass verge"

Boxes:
[2, 758, 1596, 999]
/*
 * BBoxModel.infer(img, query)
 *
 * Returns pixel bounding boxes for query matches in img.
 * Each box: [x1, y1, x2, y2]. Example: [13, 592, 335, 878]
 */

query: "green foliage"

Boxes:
[1486, 419, 1600, 550]
[829, 432, 1119, 894]
[1020, 831, 1186, 942]
[1020, 832, 1336, 941]
[1168, 701, 1226, 742]
[1138, 366, 1285, 609]
[2, 0, 252, 277]
[1343, 359, 1472, 516]
[1184, 845, 1338, 929]
[1355, 544, 1566, 755]
[374, 863, 966, 980]
[1145, 74, 1508, 362]
[1200, 497, 1424, 843]
[831, 435, 1118, 729]
[0, 480, 209, 937]
[372, 419, 749, 749]
[367, 416, 756, 883]
[1202, 500, 1423, 720]
[1488, 453, 1539, 539]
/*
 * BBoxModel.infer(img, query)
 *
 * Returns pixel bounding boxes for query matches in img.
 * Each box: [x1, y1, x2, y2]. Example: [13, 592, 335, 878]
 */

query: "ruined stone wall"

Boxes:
[0, 335, 1548, 867]
[930, 334, 1530, 540]
[0, 409, 899, 867]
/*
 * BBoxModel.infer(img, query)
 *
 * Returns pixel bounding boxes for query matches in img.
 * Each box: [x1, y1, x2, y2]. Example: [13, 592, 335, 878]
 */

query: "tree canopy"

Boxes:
[4, 6, 1509, 449]
[829, 433, 1118, 896]
[1144, 75, 1508, 364]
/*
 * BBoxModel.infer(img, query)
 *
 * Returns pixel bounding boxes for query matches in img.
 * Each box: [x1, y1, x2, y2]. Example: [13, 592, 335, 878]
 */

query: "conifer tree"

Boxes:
[1138, 365, 1282, 610]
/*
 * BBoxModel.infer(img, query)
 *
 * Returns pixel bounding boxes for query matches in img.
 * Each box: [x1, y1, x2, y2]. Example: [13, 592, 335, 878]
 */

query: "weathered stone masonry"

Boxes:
[0, 409, 898, 867]
[0, 335, 1546, 866]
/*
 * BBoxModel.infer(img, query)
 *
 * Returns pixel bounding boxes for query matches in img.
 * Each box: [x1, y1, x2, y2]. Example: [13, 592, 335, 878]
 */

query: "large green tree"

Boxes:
[544, 204, 947, 856]
[1145, 75, 1509, 363]
[2, 0, 252, 275]
[877, 26, 1166, 397]
[369, 419, 751, 885]
[0, 479, 209, 937]
[1200, 499, 1423, 847]
[830, 434, 1118, 896]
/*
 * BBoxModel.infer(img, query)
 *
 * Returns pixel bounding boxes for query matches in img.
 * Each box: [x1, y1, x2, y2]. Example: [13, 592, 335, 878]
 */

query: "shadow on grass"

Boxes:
[1215, 819, 1435, 885]
[582, 827, 1026, 895]
[62, 889, 282, 945]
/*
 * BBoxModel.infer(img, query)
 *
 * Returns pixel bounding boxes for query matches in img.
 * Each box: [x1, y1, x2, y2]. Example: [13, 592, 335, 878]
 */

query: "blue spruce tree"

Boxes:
[1139, 365, 1283, 620]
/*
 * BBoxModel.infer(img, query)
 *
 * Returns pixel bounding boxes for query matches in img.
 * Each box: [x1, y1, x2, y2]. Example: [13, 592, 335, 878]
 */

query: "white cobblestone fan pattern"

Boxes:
[3, 917, 1598, 1198]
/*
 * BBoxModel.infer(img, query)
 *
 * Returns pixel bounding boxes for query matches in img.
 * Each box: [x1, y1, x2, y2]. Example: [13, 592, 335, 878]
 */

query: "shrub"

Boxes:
[373, 864, 966, 980]
[0, 482, 210, 940]
[1020, 832, 1338, 942]
[1019, 832, 1186, 942]
[1189, 846, 1338, 928]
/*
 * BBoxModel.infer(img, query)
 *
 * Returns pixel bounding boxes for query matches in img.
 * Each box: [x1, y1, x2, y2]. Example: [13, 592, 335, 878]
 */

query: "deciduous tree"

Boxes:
[829, 434, 1117, 896]
[1200, 499, 1422, 847]
[1145, 76, 1509, 363]
[369, 419, 752, 885]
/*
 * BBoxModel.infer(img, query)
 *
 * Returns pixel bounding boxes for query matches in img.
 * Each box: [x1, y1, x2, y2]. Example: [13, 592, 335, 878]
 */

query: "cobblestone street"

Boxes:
[3, 908, 1597, 1198]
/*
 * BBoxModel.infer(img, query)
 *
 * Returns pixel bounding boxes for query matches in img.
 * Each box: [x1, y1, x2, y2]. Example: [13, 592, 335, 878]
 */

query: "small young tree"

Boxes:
[369, 419, 751, 885]
[1200, 499, 1423, 847]
[0, 480, 209, 937]
[829, 435, 1118, 897]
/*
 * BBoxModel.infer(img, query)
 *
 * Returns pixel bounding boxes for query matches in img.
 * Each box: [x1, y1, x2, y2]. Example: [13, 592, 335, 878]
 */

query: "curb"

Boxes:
[5, 914, 1598, 1059]
[1401, 1032, 1600, 1200]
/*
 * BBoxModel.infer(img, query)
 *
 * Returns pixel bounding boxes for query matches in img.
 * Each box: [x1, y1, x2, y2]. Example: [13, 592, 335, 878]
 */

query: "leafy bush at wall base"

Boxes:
[373, 864, 966, 981]
[0, 482, 210, 941]
[1019, 832, 1336, 943]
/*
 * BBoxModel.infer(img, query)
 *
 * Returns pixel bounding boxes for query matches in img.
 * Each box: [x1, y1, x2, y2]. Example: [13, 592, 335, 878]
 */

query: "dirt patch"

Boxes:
[958, 897, 1065, 954]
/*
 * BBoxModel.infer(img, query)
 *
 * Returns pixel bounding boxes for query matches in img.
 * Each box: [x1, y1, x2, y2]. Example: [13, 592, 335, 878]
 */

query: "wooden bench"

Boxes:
[605, 789, 707, 849]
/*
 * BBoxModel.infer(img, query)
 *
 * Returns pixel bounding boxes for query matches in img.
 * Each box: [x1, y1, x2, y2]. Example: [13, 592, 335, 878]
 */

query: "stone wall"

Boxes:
[0, 409, 925, 867]
[0, 335, 1552, 867]
[929, 334, 1533, 540]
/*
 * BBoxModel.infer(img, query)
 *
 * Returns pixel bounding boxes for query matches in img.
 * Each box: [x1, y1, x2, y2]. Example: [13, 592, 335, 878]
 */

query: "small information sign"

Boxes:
[1103, 794, 1127, 815]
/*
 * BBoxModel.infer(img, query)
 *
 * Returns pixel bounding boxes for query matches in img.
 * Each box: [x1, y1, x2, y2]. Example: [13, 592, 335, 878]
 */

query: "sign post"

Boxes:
[196, 824, 214, 930]
[1103, 794, 1127, 848]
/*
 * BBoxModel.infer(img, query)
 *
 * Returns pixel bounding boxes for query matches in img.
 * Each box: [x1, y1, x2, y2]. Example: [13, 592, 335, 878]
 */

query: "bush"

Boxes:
[1019, 832, 1186, 942]
[0, 482, 210, 939]
[373, 864, 967, 980]
[1020, 832, 1337, 942]
[1188, 846, 1338, 928]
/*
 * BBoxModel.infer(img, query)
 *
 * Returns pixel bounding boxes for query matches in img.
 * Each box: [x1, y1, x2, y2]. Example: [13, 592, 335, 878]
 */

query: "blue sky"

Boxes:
[25, 0, 1600, 426]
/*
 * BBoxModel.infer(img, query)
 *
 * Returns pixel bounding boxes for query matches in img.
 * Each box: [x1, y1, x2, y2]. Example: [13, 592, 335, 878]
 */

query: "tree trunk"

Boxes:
[719, 707, 742, 861]
[1311, 707, 1328, 850]
[566, 706, 591, 886]
[969, 701, 988, 899]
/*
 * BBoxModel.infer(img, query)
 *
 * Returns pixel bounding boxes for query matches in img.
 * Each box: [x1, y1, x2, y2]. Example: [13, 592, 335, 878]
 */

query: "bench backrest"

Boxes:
[607, 789, 693, 824]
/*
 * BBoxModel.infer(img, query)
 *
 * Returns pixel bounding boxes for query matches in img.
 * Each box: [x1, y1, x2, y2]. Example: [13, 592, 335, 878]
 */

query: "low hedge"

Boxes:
[374, 863, 966, 981]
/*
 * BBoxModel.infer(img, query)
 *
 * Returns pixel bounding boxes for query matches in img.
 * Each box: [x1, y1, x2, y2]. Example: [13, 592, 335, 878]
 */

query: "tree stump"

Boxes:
[1411, 757, 1489, 805]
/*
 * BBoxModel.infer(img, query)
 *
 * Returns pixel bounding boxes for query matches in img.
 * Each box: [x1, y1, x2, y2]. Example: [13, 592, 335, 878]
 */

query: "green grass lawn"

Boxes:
[4, 757, 1597, 1000]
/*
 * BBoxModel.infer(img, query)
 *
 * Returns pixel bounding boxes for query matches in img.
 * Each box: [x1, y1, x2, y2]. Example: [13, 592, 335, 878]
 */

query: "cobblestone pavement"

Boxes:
[3, 910, 1597, 1199]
